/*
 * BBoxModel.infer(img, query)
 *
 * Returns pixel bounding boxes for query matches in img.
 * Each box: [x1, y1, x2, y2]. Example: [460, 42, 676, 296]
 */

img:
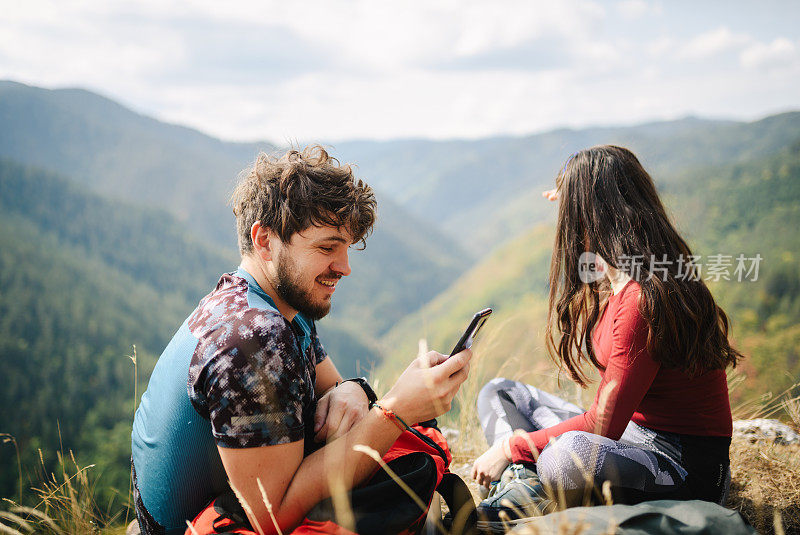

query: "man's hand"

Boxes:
[314, 381, 369, 442]
[380, 349, 471, 425]
[471, 438, 512, 488]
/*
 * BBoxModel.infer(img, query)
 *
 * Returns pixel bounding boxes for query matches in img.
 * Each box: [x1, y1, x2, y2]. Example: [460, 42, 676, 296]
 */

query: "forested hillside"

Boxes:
[0, 159, 232, 503]
[669, 140, 800, 398]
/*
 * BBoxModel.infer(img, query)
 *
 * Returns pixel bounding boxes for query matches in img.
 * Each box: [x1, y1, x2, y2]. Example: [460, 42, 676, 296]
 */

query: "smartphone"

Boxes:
[449, 308, 493, 356]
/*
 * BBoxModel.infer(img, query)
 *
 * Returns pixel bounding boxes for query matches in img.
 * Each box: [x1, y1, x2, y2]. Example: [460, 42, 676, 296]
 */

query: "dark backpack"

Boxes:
[186, 423, 477, 535]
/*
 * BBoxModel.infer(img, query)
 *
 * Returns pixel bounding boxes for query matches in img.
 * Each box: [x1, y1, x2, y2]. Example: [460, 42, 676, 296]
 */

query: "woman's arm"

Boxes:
[511, 286, 659, 461]
[474, 286, 659, 484]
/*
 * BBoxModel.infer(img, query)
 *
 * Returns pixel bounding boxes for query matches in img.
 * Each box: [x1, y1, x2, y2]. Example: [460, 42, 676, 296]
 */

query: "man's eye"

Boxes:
[319, 246, 334, 253]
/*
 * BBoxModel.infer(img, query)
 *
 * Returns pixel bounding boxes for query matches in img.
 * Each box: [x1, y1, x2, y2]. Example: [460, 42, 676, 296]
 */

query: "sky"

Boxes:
[1, 0, 799, 143]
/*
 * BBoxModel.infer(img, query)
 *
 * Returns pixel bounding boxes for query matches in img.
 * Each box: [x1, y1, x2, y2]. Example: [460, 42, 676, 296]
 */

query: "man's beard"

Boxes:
[273, 249, 332, 321]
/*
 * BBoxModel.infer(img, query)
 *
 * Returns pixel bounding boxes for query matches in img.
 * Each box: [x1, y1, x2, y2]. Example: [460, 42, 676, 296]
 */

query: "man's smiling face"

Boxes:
[270, 224, 353, 321]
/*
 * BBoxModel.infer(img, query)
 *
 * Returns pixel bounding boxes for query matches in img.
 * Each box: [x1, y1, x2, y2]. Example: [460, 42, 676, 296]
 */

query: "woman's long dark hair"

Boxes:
[546, 145, 742, 386]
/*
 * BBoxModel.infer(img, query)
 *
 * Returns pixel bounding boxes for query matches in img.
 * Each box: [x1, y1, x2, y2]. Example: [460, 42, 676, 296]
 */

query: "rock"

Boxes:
[732, 418, 800, 445]
[440, 426, 460, 445]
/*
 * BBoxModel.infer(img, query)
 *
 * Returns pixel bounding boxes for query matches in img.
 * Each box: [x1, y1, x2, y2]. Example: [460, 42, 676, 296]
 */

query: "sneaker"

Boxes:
[476, 463, 553, 533]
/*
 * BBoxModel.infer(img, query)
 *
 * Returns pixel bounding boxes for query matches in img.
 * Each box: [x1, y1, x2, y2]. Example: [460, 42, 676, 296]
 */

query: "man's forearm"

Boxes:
[314, 357, 344, 396]
[274, 408, 403, 531]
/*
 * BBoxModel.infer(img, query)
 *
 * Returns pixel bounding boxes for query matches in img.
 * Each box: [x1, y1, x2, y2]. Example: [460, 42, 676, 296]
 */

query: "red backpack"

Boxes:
[186, 423, 477, 535]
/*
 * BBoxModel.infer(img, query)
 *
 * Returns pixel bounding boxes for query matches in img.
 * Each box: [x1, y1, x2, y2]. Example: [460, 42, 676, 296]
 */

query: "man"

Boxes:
[131, 146, 471, 534]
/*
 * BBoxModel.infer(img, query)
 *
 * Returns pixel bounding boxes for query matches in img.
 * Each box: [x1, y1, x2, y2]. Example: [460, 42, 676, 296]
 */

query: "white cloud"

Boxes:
[646, 36, 674, 57]
[0, 0, 609, 73]
[0, 1, 185, 93]
[615, 0, 661, 20]
[0, 1, 798, 142]
[676, 27, 752, 61]
[450, 0, 606, 58]
[740, 37, 799, 70]
[154, 69, 578, 142]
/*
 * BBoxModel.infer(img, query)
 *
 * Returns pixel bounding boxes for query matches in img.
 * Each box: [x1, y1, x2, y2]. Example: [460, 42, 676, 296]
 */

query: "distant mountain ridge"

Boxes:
[0, 80, 265, 245]
[0, 80, 469, 341]
[334, 112, 800, 248]
[5, 78, 798, 254]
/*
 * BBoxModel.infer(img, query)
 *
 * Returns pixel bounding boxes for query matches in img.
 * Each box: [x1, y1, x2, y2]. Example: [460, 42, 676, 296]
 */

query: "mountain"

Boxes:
[0, 80, 262, 246]
[334, 113, 800, 248]
[0, 80, 470, 341]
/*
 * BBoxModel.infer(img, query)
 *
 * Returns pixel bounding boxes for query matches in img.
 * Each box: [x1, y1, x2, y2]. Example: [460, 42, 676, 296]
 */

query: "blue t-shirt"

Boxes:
[131, 268, 327, 533]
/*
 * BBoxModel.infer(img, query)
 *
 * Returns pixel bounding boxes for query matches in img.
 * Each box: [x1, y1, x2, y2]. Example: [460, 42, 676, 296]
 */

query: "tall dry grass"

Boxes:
[726, 382, 800, 535]
[0, 348, 139, 535]
[0, 448, 126, 535]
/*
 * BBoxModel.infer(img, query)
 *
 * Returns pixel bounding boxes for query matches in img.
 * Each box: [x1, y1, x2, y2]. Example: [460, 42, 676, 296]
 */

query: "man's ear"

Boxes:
[250, 221, 273, 261]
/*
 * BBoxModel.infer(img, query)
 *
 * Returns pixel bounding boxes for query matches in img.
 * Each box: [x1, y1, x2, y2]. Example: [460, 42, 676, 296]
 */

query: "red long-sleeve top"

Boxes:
[508, 280, 732, 464]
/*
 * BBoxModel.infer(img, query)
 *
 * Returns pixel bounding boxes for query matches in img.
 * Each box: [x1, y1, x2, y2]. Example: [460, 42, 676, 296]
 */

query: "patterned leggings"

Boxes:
[477, 378, 731, 507]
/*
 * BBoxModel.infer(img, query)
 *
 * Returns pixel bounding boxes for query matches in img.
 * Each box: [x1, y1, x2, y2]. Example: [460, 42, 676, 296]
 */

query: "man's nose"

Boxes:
[331, 249, 351, 277]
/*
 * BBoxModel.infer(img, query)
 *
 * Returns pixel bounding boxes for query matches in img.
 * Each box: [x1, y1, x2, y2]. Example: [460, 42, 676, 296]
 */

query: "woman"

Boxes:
[471, 145, 741, 526]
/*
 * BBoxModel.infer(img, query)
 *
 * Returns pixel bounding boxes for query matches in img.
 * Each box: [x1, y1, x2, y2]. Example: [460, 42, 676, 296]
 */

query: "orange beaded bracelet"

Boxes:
[372, 402, 410, 433]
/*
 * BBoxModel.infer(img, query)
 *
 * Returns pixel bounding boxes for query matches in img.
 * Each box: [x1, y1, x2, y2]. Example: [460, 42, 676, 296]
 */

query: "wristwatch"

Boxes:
[342, 377, 378, 407]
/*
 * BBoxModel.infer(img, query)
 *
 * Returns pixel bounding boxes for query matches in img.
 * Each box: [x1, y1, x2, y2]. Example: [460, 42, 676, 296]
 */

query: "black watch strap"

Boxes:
[342, 377, 377, 406]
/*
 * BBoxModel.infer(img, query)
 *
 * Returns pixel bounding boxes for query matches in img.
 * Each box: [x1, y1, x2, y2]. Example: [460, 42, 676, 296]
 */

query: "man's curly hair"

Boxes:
[230, 145, 377, 254]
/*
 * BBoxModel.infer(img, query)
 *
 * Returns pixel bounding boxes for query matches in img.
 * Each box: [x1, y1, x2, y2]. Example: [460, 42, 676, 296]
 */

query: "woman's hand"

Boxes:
[471, 438, 512, 488]
[380, 349, 471, 425]
[542, 188, 559, 202]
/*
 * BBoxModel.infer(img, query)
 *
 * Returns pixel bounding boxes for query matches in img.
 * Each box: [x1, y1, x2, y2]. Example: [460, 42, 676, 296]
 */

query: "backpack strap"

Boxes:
[211, 492, 252, 533]
[436, 473, 478, 535]
[408, 426, 449, 466]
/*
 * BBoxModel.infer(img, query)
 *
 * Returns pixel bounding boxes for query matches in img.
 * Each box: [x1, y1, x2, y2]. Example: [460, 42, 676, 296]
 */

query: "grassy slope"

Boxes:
[378, 225, 557, 393]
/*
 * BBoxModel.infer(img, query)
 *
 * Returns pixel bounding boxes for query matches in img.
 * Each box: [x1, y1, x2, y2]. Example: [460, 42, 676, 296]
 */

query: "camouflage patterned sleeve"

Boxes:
[310, 321, 329, 365]
[198, 312, 309, 448]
